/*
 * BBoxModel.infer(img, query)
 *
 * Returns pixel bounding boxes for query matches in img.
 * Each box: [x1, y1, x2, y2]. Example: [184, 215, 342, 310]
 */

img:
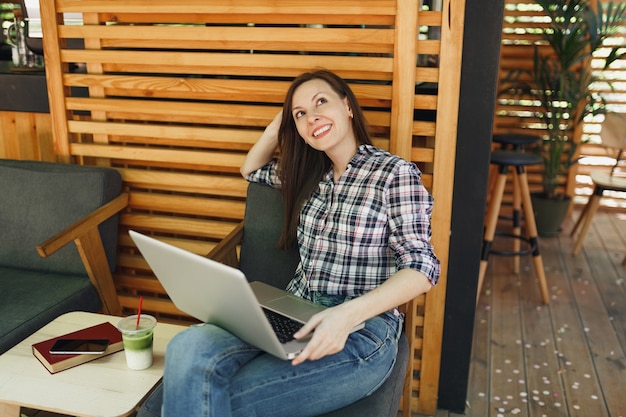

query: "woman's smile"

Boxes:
[312, 124, 332, 139]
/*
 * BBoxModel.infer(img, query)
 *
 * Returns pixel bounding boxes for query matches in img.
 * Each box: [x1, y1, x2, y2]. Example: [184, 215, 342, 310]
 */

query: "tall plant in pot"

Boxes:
[502, 0, 626, 236]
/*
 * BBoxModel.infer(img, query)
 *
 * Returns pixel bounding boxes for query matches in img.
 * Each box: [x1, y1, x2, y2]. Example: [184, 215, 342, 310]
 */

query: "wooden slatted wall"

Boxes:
[40, 1, 465, 414]
[495, 0, 626, 208]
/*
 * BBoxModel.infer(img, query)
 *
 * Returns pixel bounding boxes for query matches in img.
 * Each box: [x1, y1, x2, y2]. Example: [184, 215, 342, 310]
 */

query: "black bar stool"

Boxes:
[478, 149, 550, 304]
[492, 133, 541, 149]
[489, 134, 541, 272]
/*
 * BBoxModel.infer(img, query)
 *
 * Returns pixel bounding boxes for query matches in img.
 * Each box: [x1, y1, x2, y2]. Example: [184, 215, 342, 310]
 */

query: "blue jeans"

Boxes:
[151, 311, 402, 417]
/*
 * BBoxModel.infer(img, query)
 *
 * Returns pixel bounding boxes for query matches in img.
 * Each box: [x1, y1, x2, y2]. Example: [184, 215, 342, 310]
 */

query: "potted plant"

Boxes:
[501, 0, 626, 236]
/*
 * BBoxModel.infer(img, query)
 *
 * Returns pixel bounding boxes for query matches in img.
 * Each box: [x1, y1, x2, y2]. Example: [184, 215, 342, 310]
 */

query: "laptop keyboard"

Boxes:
[262, 308, 304, 343]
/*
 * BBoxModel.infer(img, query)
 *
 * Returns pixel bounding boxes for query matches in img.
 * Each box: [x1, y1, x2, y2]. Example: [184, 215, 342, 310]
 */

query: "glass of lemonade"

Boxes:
[117, 314, 157, 370]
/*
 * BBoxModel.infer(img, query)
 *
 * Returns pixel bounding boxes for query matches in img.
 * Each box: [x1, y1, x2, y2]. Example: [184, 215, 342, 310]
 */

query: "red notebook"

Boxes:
[32, 321, 124, 374]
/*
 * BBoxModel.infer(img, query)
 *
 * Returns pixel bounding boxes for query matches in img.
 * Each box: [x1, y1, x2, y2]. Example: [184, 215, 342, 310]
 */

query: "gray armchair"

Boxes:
[137, 182, 409, 417]
[0, 159, 127, 354]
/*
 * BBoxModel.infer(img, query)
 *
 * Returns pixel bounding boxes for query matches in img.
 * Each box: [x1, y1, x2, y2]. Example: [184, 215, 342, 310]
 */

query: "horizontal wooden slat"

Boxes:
[129, 192, 245, 220]
[417, 10, 443, 26]
[65, 97, 280, 126]
[68, 121, 259, 151]
[117, 235, 219, 257]
[410, 380, 421, 391]
[414, 94, 438, 110]
[415, 67, 440, 83]
[70, 144, 245, 172]
[65, 97, 394, 127]
[115, 273, 165, 294]
[416, 39, 442, 55]
[115, 252, 148, 270]
[412, 337, 424, 351]
[57, 0, 399, 16]
[118, 168, 248, 197]
[411, 147, 435, 163]
[120, 213, 238, 239]
[100, 14, 396, 26]
[118, 294, 190, 318]
[60, 25, 395, 54]
[63, 75, 290, 103]
[63, 74, 394, 107]
[413, 121, 437, 137]
[60, 50, 395, 80]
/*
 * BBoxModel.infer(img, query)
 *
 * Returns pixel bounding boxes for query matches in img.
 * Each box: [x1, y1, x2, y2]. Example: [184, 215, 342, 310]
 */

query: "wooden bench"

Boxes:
[40, 1, 465, 414]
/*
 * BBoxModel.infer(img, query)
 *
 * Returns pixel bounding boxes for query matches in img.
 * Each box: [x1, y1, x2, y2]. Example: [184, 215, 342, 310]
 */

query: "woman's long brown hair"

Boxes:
[277, 69, 372, 248]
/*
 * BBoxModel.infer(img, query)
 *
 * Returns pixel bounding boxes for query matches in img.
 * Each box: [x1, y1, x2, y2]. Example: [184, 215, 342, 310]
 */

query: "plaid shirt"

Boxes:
[246, 144, 440, 300]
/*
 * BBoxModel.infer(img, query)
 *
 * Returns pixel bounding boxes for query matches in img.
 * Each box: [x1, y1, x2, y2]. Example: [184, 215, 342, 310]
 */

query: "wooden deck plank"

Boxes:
[488, 255, 529, 417]
[583, 214, 626, 352]
[467, 281, 490, 417]
[570, 215, 626, 417]
[539, 233, 608, 417]
[517, 239, 570, 417]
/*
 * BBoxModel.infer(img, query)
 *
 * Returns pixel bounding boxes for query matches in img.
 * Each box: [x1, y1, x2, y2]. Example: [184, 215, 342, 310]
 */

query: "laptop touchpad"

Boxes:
[264, 296, 325, 322]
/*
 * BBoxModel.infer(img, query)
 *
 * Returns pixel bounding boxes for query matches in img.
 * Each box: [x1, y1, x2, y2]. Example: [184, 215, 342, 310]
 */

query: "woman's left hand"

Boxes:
[290, 269, 433, 366]
[291, 306, 355, 365]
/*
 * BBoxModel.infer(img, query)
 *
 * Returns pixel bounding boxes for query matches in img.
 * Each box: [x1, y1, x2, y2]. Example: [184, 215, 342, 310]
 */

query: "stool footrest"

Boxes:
[488, 231, 536, 257]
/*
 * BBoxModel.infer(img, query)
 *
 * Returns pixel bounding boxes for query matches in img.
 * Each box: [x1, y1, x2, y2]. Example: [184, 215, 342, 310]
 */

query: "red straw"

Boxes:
[135, 296, 143, 330]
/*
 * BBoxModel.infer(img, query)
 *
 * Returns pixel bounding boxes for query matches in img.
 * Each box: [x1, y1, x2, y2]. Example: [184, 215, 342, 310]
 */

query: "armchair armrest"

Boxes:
[36, 192, 129, 315]
[37, 193, 129, 257]
[205, 221, 244, 268]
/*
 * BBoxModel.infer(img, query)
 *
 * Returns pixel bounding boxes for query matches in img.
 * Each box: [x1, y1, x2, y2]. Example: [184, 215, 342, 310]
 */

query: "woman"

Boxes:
[152, 69, 440, 417]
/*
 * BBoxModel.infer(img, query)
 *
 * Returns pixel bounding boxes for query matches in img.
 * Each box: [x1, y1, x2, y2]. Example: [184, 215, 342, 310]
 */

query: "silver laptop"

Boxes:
[129, 230, 361, 360]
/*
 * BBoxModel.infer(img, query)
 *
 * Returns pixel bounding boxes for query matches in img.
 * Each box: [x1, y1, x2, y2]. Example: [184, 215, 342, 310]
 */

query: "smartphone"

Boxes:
[49, 339, 110, 355]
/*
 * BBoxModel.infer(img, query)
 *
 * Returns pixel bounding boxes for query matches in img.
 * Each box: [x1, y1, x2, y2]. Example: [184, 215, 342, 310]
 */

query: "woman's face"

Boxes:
[290, 79, 356, 155]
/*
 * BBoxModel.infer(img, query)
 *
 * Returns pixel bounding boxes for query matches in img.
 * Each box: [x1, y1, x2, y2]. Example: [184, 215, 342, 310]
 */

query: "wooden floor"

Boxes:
[432, 209, 625, 417]
[21, 210, 626, 417]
